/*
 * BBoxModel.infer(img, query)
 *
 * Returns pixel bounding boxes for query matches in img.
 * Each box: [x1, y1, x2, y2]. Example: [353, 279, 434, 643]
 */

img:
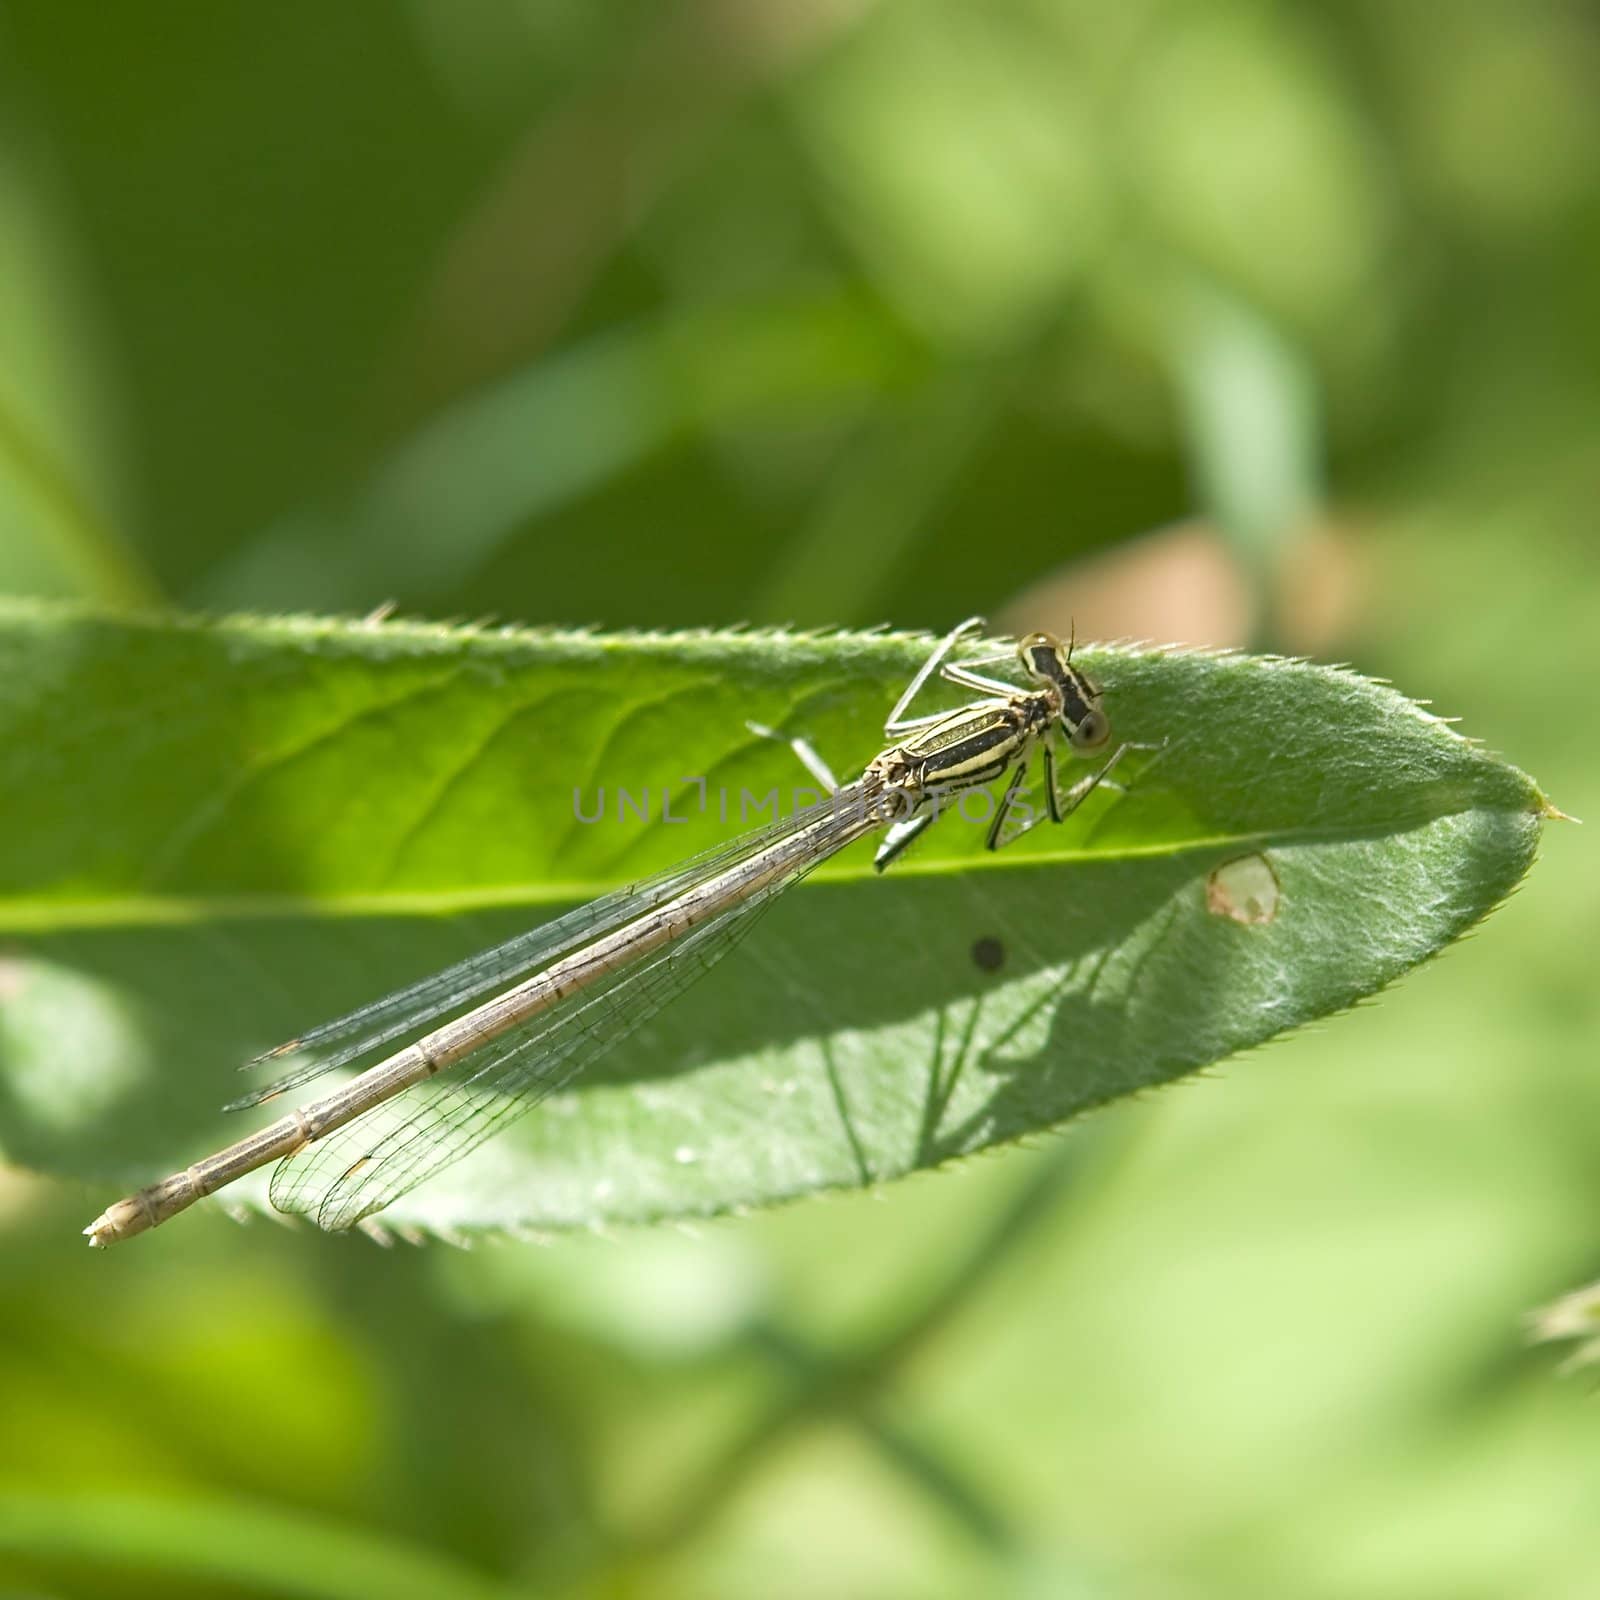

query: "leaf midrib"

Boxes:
[0, 807, 1532, 933]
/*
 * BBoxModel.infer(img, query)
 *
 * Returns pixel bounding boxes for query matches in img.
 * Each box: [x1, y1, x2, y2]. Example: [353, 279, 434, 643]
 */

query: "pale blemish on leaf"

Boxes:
[1206, 853, 1281, 925]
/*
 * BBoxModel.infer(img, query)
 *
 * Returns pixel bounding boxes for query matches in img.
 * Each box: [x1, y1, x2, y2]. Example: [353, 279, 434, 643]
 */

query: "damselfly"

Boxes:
[85, 618, 1138, 1246]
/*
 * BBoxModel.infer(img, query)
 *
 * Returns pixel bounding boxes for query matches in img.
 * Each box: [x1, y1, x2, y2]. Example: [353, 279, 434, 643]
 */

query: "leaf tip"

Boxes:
[1538, 796, 1581, 824]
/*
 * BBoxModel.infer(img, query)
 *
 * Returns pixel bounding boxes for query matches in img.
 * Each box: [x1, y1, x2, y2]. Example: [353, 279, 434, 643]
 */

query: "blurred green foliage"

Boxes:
[0, 1, 1597, 1596]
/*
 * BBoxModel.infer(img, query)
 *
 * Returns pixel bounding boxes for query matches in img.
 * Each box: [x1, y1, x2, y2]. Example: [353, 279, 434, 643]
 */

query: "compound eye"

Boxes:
[1070, 709, 1110, 751]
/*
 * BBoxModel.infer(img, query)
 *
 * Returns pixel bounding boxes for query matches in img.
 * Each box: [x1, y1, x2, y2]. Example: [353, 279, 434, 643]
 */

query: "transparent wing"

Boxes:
[228, 803, 835, 1111]
[266, 828, 819, 1231]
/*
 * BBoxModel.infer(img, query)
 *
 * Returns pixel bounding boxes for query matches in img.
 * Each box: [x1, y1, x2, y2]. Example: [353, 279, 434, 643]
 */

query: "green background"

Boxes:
[0, 2, 1596, 1596]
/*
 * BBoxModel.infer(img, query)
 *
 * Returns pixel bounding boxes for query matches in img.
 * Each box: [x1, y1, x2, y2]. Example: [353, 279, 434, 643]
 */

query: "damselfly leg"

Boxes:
[882, 615, 990, 734]
[987, 736, 1136, 851]
[744, 722, 841, 795]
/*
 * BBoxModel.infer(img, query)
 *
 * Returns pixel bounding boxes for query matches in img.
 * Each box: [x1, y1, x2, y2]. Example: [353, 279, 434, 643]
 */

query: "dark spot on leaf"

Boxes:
[971, 935, 1005, 973]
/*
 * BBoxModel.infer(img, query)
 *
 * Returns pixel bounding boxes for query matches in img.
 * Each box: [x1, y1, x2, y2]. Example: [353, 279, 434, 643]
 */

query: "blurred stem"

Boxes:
[0, 392, 162, 607]
[749, 357, 1020, 627]
[631, 1114, 1142, 1559]
[377, 0, 873, 438]
[1171, 281, 1323, 652]
[752, 1320, 1020, 1556]
[0, 1491, 514, 1600]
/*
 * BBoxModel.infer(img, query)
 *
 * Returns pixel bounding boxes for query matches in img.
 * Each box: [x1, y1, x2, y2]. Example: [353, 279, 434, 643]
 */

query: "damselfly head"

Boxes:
[1015, 630, 1066, 685]
[1016, 631, 1111, 754]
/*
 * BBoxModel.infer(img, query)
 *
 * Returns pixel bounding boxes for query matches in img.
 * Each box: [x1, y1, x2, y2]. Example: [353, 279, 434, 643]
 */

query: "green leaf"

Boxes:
[0, 601, 1549, 1239]
[0, 1490, 517, 1600]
